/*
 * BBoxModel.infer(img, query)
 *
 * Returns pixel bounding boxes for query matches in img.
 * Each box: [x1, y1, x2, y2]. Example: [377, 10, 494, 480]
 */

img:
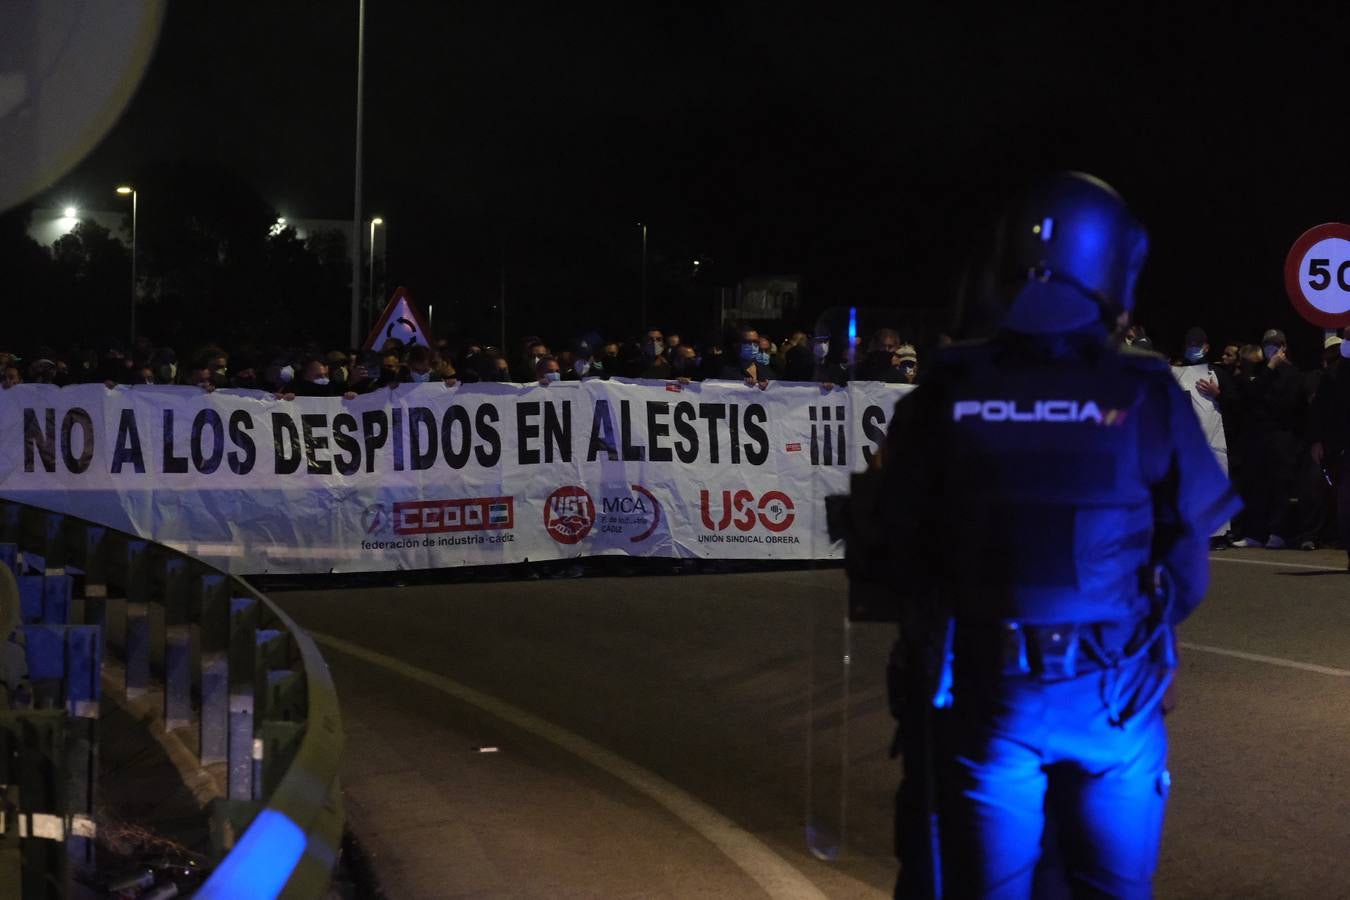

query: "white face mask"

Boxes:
[813, 342, 829, 362]
[575, 359, 591, 376]
[278, 365, 294, 383]
[312, 376, 330, 386]
[410, 370, 431, 383]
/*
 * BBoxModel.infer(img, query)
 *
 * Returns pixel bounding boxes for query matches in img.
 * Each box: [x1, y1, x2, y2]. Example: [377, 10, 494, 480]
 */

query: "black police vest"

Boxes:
[931, 339, 1161, 626]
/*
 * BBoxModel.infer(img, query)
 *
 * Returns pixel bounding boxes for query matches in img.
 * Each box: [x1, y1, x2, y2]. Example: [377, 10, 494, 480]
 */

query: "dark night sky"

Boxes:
[53, 0, 1350, 356]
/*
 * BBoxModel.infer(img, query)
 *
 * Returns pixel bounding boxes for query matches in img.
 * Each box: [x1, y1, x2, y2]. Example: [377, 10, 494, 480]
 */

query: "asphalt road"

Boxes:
[272, 548, 1350, 899]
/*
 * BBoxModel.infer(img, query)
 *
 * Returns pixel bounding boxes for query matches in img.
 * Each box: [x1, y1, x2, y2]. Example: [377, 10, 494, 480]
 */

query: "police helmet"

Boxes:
[995, 172, 1149, 334]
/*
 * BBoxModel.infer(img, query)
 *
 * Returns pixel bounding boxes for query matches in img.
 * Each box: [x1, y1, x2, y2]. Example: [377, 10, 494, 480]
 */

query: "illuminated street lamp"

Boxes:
[369, 216, 383, 327]
[116, 186, 137, 346]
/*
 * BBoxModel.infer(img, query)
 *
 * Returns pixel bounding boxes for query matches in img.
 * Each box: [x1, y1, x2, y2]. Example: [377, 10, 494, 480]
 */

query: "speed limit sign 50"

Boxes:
[1285, 223, 1350, 328]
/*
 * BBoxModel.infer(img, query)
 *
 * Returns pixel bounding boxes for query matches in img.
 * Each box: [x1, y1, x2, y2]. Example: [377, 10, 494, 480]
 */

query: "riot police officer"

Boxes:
[879, 172, 1239, 898]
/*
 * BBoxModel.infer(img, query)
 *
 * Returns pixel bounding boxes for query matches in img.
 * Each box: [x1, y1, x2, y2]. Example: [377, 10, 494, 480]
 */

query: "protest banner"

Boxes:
[0, 380, 913, 574]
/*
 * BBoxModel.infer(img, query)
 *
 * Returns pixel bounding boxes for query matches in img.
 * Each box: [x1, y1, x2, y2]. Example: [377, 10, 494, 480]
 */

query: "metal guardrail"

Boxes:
[0, 499, 344, 898]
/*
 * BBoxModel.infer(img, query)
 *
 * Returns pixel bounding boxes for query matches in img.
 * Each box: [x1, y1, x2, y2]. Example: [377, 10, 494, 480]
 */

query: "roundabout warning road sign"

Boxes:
[1285, 223, 1350, 328]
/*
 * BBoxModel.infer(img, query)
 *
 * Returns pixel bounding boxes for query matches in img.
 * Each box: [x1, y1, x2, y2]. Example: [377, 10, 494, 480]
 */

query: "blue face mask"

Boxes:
[754, 350, 771, 366]
[739, 343, 756, 362]
[544, 371, 561, 383]
[1184, 346, 1205, 363]
[1264, 343, 1281, 361]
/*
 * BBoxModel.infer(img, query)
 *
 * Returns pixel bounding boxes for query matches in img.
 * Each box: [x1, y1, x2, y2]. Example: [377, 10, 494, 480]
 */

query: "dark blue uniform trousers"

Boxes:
[940, 658, 1169, 899]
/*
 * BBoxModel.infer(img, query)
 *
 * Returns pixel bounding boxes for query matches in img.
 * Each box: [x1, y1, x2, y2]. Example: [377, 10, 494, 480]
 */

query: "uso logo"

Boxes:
[544, 486, 596, 544]
[699, 489, 795, 533]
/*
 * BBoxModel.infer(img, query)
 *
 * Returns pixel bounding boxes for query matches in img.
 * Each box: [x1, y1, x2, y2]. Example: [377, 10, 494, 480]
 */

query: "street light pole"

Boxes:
[368, 216, 382, 330]
[117, 186, 137, 347]
[350, 0, 367, 349]
[638, 221, 647, 334]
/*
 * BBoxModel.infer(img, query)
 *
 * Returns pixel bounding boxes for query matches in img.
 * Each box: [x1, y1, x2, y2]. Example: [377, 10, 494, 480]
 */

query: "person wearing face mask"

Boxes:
[290, 356, 342, 397]
[401, 346, 443, 385]
[150, 348, 178, 385]
[643, 329, 665, 361]
[1311, 327, 1350, 569]
[1173, 328, 1237, 548]
[535, 355, 562, 385]
[1231, 329, 1313, 549]
[493, 357, 513, 382]
[205, 351, 230, 389]
[1176, 327, 1236, 407]
[895, 344, 920, 384]
[809, 334, 850, 387]
[516, 339, 549, 382]
[640, 343, 672, 380]
[713, 326, 763, 382]
[564, 341, 593, 381]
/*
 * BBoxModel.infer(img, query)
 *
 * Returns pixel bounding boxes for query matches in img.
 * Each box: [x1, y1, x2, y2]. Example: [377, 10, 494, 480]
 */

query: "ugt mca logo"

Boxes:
[363, 503, 392, 536]
[544, 486, 596, 545]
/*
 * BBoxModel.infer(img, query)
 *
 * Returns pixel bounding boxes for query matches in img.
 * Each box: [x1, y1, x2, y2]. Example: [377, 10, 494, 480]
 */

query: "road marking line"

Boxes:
[1179, 641, 1350, 679]
[1209, 555, 1342, 572]
[311, 632, 831, 900]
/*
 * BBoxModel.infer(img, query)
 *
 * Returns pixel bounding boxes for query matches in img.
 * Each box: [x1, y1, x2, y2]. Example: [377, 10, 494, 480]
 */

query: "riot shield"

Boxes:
[802, 305, 936, 873]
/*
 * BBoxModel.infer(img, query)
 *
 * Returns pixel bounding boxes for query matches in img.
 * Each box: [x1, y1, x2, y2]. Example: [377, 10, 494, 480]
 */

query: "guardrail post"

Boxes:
[162, 558, 192, 730]
[18, 509, 64, 575]
[227, 596, 257, 801]
[63, 523, 109, 629]
[64, 626, 100, 871]
[199, 576, 229, 765]
[42, 575, 70, 626]
[0, 710, 68, 899]
[122, 542, 150, 699]
[16, 577, 41, 624]
[257, 721, 304, 798]
[22, 626, 65, 711]
[145, 548, 176, 679]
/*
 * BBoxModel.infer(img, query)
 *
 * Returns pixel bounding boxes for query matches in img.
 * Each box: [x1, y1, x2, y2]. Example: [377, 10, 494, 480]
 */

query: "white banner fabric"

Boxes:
[0, 381, 915, 574]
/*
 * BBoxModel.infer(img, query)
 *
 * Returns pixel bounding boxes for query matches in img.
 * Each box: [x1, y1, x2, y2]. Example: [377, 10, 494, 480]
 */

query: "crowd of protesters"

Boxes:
[0, 324, 922, 397]
[4, 319, 1349, 564]
[1141, 323, 1350, 566]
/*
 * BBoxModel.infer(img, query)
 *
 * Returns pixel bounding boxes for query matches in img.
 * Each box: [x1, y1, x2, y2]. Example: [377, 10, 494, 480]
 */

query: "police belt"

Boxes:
[953, 618, 1150, 681]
